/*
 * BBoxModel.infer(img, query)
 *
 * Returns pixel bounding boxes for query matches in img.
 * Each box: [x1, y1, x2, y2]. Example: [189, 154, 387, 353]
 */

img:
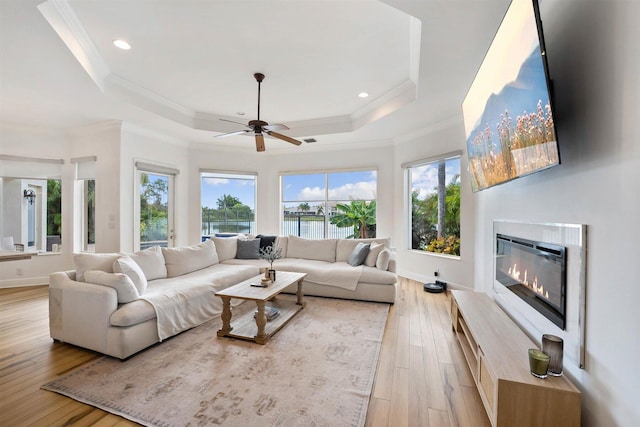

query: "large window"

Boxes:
[135, 162, 177, 250]
[201, 172, 256, 238]
[281, 170, 377, 239]
[1, 155, 63, 253]
[73, 156, 95, 252]
[407, 153, 461, 256]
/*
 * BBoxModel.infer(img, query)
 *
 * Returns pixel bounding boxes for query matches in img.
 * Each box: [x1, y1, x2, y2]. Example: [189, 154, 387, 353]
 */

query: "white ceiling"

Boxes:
[0, 0, 511, 152]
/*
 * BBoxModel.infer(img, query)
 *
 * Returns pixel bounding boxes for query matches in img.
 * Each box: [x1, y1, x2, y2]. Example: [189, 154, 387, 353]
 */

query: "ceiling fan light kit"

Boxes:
[216, 73, 303, 152]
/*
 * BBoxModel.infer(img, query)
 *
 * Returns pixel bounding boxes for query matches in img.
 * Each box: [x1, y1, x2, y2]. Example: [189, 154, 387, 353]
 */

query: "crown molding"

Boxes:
[38, 0, 109, 91]
[394, 115, 464, 145]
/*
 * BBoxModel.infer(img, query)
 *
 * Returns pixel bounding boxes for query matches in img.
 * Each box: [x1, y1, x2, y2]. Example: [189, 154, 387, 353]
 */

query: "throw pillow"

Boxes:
[365, 242, 385, 267]
[212, 236, 239, 261]
[162, 239, 219, 278]
[236, 238, 261, 259]
[84, 270, 140, 303]
[127, 245, 167, 280]
[113, 256, 148, 294]
[256, 234, 277, 250]
[376, 248, 391, 271]
[347, 242, 370, 267]
[73, 253, 121, 282]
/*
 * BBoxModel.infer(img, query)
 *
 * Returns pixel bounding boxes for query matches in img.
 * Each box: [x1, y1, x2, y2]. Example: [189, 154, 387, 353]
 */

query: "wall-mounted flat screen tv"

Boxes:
[463, 0, 559, 192]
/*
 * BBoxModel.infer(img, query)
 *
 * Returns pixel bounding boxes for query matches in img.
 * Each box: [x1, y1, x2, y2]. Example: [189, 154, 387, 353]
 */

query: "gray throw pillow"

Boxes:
[236, 238, 261, 259]
[347, 242, 370, 267]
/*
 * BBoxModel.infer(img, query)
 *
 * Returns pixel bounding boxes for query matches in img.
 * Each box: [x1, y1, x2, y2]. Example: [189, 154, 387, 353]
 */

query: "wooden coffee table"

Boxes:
[215, 271, 307, 344]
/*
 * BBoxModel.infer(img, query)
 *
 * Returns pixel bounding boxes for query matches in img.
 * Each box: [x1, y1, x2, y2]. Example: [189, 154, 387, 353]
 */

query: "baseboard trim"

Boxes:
[0, 276, 48, 288]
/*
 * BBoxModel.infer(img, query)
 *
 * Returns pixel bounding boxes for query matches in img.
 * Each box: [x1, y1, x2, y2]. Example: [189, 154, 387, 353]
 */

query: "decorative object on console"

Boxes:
[528, 348, 550, 379]
[542, 333, 564, 376]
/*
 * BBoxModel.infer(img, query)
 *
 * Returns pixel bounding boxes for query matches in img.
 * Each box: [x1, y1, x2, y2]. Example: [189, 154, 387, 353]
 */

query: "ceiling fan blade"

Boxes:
[215, 129, 250, 138]
[255, 133, 266, 152]
[219, 118, 249, 127]
[263, 123, 289, 131]
[266, 131, 303, 146]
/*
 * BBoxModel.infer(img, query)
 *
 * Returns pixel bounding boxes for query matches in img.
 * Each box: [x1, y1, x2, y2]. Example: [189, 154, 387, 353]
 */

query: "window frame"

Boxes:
[134, 162, 178, 251]
[200, 170, 258, 238]
[280, 168, 378, 239]
[404, 151, 462, 258]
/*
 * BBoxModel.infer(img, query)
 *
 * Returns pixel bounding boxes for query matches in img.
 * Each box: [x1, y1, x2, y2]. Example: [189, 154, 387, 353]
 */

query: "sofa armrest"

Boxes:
[49, 271, 118, 354]
[387, 256, 397, 273]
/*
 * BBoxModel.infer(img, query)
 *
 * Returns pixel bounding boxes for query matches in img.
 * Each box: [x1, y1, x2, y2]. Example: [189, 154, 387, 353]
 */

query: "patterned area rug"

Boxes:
[42, 296, 389, 427]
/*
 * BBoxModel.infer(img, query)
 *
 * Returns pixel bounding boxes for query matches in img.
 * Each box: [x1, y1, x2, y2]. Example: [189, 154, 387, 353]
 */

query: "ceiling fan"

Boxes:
[215, 73, 303, 152]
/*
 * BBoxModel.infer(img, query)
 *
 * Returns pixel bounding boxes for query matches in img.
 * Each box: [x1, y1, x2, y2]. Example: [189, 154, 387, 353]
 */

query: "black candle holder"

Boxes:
[542, 334, 563, 376]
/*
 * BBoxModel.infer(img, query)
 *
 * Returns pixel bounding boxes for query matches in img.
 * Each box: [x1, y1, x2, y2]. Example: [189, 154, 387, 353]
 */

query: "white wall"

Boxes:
[120, 125, 190, 252]
[187, 142, 396, 244]
[0, 123, 73, 285]
[474, 1, 640, 425]
[70, 121, 123, 253]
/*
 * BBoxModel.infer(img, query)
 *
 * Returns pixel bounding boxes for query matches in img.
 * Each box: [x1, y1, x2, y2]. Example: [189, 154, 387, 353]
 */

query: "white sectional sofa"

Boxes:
[49, 235, 397, 359]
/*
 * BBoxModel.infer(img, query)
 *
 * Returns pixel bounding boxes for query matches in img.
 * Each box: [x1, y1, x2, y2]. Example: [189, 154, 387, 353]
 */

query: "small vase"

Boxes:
[269, 269, 276, 281]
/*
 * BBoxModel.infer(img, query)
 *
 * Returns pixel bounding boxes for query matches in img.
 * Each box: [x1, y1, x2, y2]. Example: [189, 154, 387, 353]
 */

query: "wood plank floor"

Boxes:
[0, 277, 490, 426]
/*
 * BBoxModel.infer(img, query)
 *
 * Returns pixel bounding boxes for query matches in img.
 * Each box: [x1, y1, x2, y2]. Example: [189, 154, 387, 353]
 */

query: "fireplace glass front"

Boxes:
[496, 234, 567, 329]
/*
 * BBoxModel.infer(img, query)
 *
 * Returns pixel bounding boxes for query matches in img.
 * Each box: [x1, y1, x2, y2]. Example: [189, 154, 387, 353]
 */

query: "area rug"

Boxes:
[42, 296, 389, 427]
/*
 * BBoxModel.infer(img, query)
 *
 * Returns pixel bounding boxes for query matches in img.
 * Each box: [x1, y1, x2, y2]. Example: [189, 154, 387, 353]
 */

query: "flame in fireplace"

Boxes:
[508, 263, 549, 299]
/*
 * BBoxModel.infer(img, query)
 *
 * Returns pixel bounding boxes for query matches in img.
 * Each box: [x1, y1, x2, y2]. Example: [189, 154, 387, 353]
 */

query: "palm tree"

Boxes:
[298, 202, 310, 213]
[437, 161, 446, 239]
[330, 200, 376, 238]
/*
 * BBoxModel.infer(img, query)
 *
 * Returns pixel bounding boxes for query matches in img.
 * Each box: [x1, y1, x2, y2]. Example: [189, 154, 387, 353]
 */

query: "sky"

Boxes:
[202, 174, 256, 209]
[282, 170, 377, 202]
[201, 171, 378, 210]
[411, 157, 460, 199]
[462, 0, 540, 137]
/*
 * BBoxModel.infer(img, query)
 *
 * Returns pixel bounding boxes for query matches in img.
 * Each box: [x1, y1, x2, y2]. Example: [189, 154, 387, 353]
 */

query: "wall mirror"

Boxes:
[0, 155, 63, 253]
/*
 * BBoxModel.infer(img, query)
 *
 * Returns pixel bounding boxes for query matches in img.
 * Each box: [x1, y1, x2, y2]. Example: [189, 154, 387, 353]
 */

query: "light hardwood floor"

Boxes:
[0, 277, 490, 426]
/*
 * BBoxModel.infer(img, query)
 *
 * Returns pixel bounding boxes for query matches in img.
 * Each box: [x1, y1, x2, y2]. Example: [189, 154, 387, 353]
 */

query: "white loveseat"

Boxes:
[49, 236, 396, 359]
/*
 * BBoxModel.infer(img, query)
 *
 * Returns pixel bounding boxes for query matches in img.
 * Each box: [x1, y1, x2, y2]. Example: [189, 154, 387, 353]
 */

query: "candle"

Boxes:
[528, 348, 550, 379]
[542, 334, 564, 376]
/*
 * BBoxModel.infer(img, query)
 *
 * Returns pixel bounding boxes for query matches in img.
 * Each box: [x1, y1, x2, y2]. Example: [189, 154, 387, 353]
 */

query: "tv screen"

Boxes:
[463, 0, 559, 192]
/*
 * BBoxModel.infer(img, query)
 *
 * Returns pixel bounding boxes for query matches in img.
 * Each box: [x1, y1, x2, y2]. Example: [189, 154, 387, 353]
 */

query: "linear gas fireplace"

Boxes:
[496, 233, 567, 329]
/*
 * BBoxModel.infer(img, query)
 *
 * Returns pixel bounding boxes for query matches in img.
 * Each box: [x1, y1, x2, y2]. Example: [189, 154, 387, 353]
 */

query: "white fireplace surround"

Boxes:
[492, 220, 586, 368]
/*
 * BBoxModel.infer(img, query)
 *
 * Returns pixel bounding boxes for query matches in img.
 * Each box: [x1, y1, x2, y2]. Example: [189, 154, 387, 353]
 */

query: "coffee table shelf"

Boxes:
[215, 271, 307, 345]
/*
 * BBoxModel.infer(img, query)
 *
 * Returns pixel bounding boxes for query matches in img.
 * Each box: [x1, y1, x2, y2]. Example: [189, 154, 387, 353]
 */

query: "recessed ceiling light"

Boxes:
[237, 112, 245, 116]
[113, 39, 131, 50]
[358, 92, 369, 98]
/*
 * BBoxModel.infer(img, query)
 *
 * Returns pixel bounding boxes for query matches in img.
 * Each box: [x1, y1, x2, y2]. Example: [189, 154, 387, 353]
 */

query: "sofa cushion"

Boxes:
[236, 238, 261, 259]
[84, 270, 140, 303]
[113, 256, 148, 294]
[376, 248, 392, 271]
[162, 239, 219, 278]
[336, 238, 391, 262]
[347, 242, 370, 267]
[128, 246, 167, 280]
[359, 266, 398, 285]
[73, 253, 121, 282]
[110, 300, 156, 327]
[365, 242, 386, 267]
[212, 236, 239, 261]
[275, 236, 288, 258]
[287, 235, 337, 262]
